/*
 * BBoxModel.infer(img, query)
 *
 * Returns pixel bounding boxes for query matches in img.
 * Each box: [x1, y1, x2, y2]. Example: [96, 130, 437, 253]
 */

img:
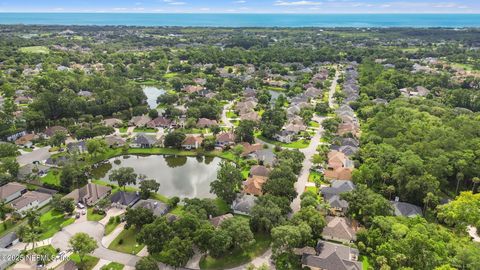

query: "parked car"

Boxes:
[77, 202, 85, 209]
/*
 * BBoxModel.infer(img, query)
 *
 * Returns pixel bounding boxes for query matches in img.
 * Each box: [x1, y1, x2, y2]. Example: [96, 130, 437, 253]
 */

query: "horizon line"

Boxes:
[1, 12, 480, 15]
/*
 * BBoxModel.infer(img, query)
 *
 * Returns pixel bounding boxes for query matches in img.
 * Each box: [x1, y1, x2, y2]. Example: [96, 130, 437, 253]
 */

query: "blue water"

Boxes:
[0, 13, 479, 27]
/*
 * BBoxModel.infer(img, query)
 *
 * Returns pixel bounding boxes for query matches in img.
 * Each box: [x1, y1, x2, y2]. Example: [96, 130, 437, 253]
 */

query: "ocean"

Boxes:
[0, 13, 479, 28]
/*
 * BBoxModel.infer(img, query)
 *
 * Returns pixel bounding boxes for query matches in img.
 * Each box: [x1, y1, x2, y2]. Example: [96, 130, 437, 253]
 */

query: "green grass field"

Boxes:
[108, 227, 145, 255]
[41, 170, 61, 186]
[19, 46, 50, 54]
[100, 262, 124, 270]
[199, 233, 271, 270]
[87, 208, 105, 222]
[39, 210, 75, 240]
[70, 254, 99, 270]
[105, 217, 121, 236]
[133, 127, 157, 133]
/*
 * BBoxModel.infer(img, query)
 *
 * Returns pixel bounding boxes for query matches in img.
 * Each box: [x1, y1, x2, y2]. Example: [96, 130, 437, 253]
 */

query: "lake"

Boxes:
[92, 155, 221, 199]
[142, 86, 165, 109]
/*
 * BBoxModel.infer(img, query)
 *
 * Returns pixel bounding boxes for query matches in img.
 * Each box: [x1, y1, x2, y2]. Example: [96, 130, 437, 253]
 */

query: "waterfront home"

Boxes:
[231, 194, 256, 216]
[215, 132, 235, 148]
[243, 175, 268, 196]
[64, 183, 112, 206]
[133, 199, 169, 216]
[182, 136, 203, 150]
[110, 191, 141, 208]
[131, 133, 158, 148]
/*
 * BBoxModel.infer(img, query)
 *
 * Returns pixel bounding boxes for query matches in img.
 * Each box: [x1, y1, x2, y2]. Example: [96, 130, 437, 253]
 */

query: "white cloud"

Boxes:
[234, 0, 247, 3]
[274, 1, 323, 6]
[199, 7, 210, 11]
[163, 0, 186, 5]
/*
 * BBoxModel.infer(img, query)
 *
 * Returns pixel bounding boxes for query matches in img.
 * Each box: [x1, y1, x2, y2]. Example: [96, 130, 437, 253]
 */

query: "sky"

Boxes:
[0, 0, 479, 14]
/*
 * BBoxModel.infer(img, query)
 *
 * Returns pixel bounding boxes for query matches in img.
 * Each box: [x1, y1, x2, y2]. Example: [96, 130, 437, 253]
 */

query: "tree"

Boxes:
[148, 109, 159, 119]
[49, 131, 67, 147]
[52, 195, 75, 215]
[135, 256, 158, 270]
[437, 191, 480, 229]
[341, 184, 394, 226]
[139, 179, 160, 199]
[60, 162, 88, 192]
[109, 167, 137, 190]
[208, 229, 232, 257]
[0, 143, 18, 158]
[210, 161, 243, 204]
[291, 207, 326, 239]
[86, 138, 107, 157]
[0, 200, 13, 223]
[250, 196, 286, 232]
[235, 120, 256, 143]
[271, 223, 311, 257]
[183, 198, 219, 219]
[69, 233, 98, 267]
[125, 207, 155, 229]
[159, 237, 194, 268]
[138, 217, 174, 253]
[164, 131, 186, 149]
[260, 108, 286, 139]
[220, 217, 254, 250]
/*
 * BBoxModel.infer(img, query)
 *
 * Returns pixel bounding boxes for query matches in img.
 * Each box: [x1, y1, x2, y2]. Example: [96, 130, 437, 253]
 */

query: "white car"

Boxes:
[77, 203, 85, 209]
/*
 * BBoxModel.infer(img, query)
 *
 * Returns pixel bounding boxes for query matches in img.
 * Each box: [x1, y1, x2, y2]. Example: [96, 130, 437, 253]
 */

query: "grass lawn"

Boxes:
[39, 210, 75, 240]
[305, 186, 318, 194]
[105, 217, 122, 236]
[226, 111, 238, 118]
[309, 121, 320, 128]
[108, 227, 145, 255]
[308, 171, 323, 183]
[32, 245, 57, 264]
[70, 254, 99, 270]
[87, 208, 105, 222]
[19, 46, 50, 54]
[257, 135, 310, 149]
[163, 72, 179, 79]
[361, 256, 372, 270]
[119, 127, 128, 133]
[199, 233, 271, 270]
[41, 170, 61, 186]
[100, 262, 124, 270]
[215, 198, 231, 214]
[133, 127, 157, 133]
[0, 219, 16, 236]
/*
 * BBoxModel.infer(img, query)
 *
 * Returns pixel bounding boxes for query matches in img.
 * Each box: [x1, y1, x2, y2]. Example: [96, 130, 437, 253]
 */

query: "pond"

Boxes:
[92, 155, 221, 199]
[142, 86, 165, 109]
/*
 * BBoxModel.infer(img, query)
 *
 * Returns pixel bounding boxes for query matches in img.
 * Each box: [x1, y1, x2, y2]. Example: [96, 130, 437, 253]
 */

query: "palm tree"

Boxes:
[472, 177, 480, 193]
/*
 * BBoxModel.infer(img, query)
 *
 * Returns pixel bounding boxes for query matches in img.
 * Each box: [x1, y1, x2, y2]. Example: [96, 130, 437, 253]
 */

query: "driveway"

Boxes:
[51, 221, 104, 251]
[221, 101, 234, 129]
[17, 146, 52, 166]
[328, 68, 340, 108]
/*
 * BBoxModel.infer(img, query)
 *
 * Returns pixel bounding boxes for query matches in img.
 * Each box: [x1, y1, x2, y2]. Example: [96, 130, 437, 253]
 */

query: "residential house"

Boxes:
[301, 240, 362, 270]
[182, 136, 203, 150]
[321, 180, 356, 215]
[243, 87, 256, 98]
[209, 213, 233, 228]
[105, 135, 126, 148]
[102, 118, 123, 128]
[0, 248, 19, 270]
[240, 143, 263, 157]
[131, 134, 158, 148]
[235, 100, 257, 113]
[249, 165, 270, 177]
[42, 126, 68, 139]
[231, 194, 256, 216]
[216, 132, 235, 148]
[304, 87, 322, 98]
[10, 191, 52, 215]
[128, 115, 151, 127]
[0, 182, 27, 203]
[197, 118, 218, 128]
[274, 130, 293, 143]
[239, 111, 260, 122]
[243, 175, 268, 196]
[17, 163, 50, 181]
[147, 117, 172, 129]
[14, 133, 37, 148]
[250, 149, 276, 166]
[322, 216, 357, 244]
[66, 141, 87, 153]
[0, 232, 19, 248]
[64, 183, 112, 206]
[391, 201, 423, 217]
[77, 90, 93, 98]
[133, 199, 169, 216]
[110, 191, 141, 208]
[183, 85, 204, 94]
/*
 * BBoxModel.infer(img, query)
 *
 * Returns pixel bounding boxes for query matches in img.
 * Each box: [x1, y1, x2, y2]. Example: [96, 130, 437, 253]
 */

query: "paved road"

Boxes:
[291, 68, 339, 213]
[290, 115, 326, 213]
[16, 146, 52, 166]
[227, 248, 273, 270]
[221, 101, 234, 129]
[328, 68, 340, 109]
